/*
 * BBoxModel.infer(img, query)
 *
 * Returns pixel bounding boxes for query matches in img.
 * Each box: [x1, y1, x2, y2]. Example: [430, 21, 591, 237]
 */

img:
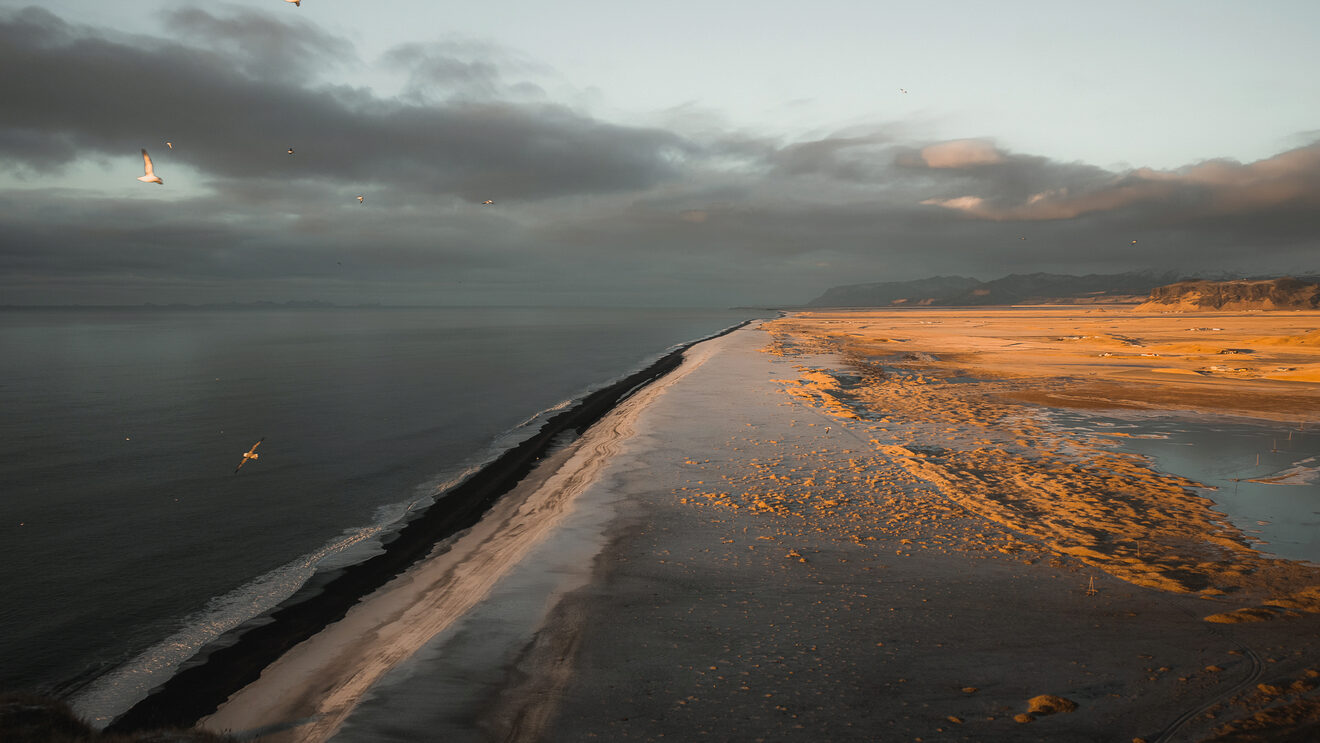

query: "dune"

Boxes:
[1252, 329, 1320, 347]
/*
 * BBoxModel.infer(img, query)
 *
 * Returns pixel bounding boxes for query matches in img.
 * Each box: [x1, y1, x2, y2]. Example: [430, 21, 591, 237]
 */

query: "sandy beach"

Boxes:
[205, 308, 1320, 742]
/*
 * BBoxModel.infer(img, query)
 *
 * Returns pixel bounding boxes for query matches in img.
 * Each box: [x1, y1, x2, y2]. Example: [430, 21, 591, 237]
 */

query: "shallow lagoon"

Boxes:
[1049, 411, 1320, 564]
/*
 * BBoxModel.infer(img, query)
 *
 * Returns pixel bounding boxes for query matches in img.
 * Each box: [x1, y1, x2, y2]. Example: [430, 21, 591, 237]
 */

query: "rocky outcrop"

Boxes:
[1136, 278, 1320, 312]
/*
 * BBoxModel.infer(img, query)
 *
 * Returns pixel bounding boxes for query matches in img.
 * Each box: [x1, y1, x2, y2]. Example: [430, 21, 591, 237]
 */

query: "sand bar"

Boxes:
[194, 331, 737, 741]
[487, 308, 1320, 742]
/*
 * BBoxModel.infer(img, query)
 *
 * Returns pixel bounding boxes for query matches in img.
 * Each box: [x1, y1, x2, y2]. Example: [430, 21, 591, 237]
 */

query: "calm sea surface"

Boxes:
[0, 306, 758, 712]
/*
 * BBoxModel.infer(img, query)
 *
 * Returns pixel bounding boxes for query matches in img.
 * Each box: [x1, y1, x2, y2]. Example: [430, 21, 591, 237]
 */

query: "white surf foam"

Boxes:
[69, 501, 426, 728]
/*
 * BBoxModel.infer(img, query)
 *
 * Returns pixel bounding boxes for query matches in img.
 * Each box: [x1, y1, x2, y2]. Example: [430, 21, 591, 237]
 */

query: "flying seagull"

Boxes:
[287, 147, 295, 155]
[357, 195, 364, 204]
[235, 439, 264, 473]
[1130, 239, 1138, 245]
[285, 0, 301, 6]
[899, 88, 908, 94]
[482, 200, 494, 205]
[165, 141, 173, 149]
[137, 149, 163, 185]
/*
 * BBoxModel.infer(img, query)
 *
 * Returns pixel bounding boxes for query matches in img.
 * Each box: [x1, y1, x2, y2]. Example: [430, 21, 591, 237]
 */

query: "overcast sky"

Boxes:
[2, 1, 1318, 306]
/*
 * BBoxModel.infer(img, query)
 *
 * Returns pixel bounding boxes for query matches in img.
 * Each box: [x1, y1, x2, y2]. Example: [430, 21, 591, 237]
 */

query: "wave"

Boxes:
[69, 405, 570, 727]
[70, 516, 401, 727]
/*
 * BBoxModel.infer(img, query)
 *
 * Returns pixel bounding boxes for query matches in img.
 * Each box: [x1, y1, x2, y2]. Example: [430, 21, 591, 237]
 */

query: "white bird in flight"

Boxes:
[285, 0, 301, 6]
[165, 141, 173, 149]
[287, 147, 295, 155]
[137, 149, 163, 185]
[234, 439, 263, 473]
[357, 195, 364, 204]
[899, 88, 908, 94]
[482, 200, 494, 205]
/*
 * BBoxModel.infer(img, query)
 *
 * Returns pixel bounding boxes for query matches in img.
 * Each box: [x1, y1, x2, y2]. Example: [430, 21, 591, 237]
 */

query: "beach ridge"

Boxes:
[106, 320, 753, 735]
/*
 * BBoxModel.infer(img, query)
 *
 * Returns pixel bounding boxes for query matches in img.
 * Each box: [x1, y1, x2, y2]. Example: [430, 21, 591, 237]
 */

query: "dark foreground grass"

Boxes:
[0, 693, 232, 743]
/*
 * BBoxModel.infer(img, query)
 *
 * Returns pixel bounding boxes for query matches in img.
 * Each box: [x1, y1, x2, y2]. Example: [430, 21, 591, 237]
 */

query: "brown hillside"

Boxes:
[1136, 278, 1320, 312]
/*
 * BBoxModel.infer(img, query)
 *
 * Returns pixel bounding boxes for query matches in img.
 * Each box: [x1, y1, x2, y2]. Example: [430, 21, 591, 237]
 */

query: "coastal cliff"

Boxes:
[1136, 277, 1320, 311]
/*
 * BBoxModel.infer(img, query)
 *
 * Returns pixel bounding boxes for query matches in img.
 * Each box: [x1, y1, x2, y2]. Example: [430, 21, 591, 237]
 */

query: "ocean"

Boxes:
[0, 306, 759, 721]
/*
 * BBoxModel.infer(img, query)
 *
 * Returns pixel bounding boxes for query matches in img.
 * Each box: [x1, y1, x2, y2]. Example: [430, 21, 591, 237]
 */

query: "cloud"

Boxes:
[921, 142, 1320, 223]
[0, 7, 689, 200]
[0, 6, 1317, 307]
[381, 40, 549, 102]
[162, 6, 357, 84]
[769, 133, 893, 181]
[918, 139, 1005, 168]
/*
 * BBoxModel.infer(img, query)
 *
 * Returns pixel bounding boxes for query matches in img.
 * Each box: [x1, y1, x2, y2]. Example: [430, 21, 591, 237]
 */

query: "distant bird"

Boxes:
[234, 439, 264, 473]
[1130, 240, 1138, 245]
[899, 88, 908, 94]
[482, 200, 494, 205]
[285, 0, 301, 6]
[165, 141, 173, 149]
[357, 195, 364, 204]
[1019, 236, 1026, 240]
[287, 147, 295, 155]
[137, 149, 163, 185]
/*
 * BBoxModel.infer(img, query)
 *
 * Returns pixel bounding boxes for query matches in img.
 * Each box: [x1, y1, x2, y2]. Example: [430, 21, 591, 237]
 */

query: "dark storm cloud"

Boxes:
[0, 7, 688, 200]
[768, 133, 893, 182]
[528, 131, 1320, 298]
[162, 6, 357, 84]
[1, 5, 1317, 307]
[0, 185, 514, 297]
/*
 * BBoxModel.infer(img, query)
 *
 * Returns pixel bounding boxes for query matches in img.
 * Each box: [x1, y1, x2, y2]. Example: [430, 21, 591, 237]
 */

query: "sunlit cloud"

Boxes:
[921, 142, 1320, 222]
[918, 139, 1005, 169]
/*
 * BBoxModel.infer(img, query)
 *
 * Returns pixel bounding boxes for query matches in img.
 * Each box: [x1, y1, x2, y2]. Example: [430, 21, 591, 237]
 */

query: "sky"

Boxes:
[2, 0, 1318, 306]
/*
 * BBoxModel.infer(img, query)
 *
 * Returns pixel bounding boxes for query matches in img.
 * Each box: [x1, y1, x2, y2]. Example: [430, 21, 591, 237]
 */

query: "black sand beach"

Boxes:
[107, 321, 753, 735]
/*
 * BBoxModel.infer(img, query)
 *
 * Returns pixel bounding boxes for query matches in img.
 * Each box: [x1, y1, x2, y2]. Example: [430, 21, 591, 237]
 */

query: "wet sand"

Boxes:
[490, 309, 1320, 743]
[193, 333, 740, 741]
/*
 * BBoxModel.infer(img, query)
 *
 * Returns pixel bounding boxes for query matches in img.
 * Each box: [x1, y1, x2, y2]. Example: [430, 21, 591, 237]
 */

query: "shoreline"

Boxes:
[104, 306, 1320, 741]
[200, 333, 736, 740]
[105, 319, 754, 735]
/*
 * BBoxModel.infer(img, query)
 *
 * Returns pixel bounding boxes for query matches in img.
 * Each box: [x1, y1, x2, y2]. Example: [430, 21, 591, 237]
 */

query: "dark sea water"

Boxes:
[0, 306, 758, 718]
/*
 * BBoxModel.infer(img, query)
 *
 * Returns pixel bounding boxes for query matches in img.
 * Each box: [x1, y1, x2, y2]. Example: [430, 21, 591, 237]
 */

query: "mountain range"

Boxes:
[807, 271, 1187, 307]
